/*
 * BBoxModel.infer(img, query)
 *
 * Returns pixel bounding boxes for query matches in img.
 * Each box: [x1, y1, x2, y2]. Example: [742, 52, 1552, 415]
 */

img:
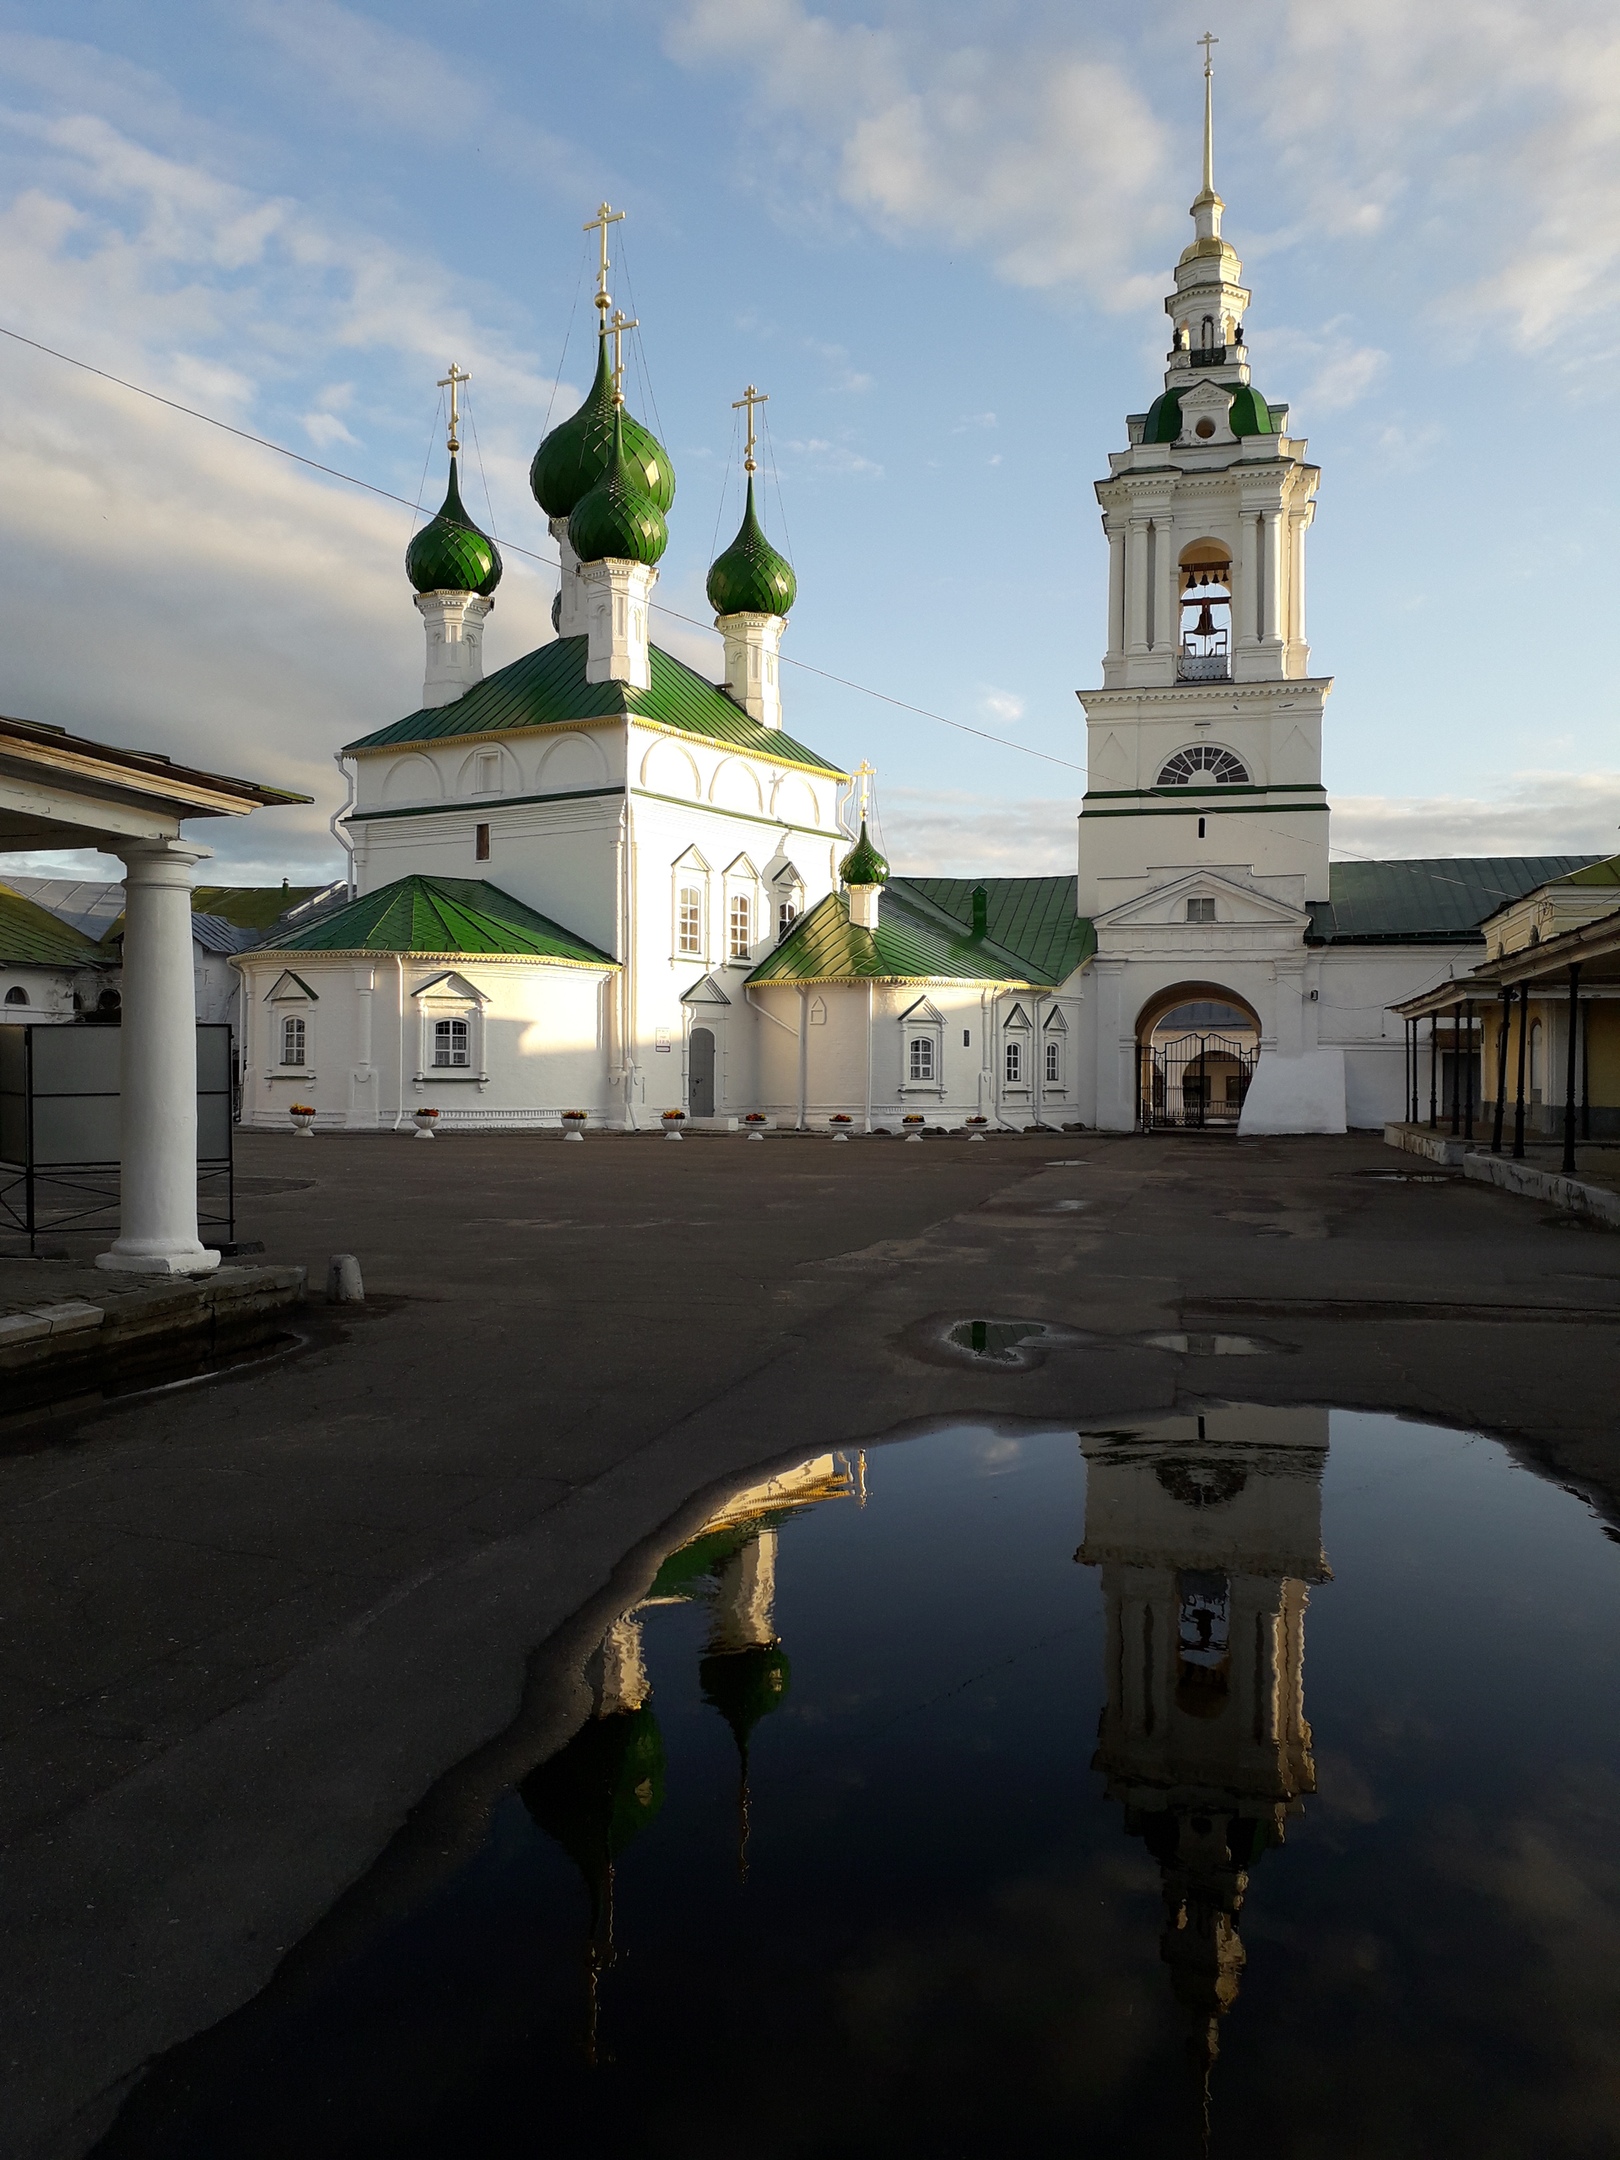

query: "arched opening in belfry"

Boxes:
[1178, 539, 1232, 684]
[1135, 982, 1261, 1132]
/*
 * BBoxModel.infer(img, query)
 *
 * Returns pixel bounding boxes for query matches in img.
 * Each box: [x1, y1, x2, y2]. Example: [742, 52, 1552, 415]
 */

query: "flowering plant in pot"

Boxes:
[561, 1109, 587, 1142]
[902, 1113, 925, 1125]
[661, 1108, 686, 1141]
[744, 1111, 768, 1142]
[288, 1103, 316, 1138]
[412, 1106, 440, 1140]
[965, 1114, 988, 1125]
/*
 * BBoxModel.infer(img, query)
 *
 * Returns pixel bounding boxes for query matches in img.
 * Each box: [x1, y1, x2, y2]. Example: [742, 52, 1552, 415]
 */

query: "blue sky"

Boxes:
[0, 0, 1616, 883]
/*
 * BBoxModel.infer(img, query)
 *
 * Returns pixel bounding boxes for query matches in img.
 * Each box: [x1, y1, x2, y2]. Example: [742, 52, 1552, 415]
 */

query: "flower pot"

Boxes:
[289, 1112, 315, 1139]
[412, 1113, 438, 1140]
[664, 1127, 684, 1141]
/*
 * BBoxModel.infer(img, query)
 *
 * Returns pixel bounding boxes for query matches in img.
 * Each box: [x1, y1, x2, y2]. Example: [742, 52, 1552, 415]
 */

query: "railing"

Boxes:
[1189, 346, 1228, 368]
[1177, 635, 1230, 683]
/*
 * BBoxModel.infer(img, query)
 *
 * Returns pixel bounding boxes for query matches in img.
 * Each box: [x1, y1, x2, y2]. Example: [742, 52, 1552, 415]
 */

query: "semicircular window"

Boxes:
[1156, 745, 1249, 787]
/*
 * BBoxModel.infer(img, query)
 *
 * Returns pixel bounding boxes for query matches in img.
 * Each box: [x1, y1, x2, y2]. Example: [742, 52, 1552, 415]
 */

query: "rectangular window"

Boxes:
[1045, 1039, 1061, 1083]
[1005, 1039, 1022, 1085]
[729, 892, 752, 961]
[475, 822, 491, 862]
[909, 1036, 935, 1082]
[475, 751, 500, 793]
[280, 1014, 306, 1067]
[433, 1016, 470, 1068]
[777, 900, 797, 940]
[1186, 896, 1215, 923]
[678, 886, 703, 956]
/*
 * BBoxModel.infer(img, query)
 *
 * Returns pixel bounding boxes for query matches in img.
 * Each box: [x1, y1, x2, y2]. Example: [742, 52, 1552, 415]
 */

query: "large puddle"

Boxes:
[100, 1409, 1620, 2158]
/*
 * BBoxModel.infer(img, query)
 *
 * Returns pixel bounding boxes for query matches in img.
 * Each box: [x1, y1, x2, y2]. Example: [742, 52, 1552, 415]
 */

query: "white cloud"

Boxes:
[665, 0, 1172, 310]
[979, 686, 1025, 725]
[781, 435, 883, 477]
[881, 787, 1075, 876]
[1331, 774, 1620, 860]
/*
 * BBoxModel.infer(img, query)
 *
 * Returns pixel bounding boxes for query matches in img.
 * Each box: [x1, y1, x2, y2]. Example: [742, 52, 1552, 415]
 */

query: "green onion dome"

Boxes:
[706, 477, 797, 617]
[839, 820, 889, 888]
[520, 1706, 667, 1885]
[567, 407, 668, 567]
[404, 456, 502, 597]
[530, 334, 675, 519]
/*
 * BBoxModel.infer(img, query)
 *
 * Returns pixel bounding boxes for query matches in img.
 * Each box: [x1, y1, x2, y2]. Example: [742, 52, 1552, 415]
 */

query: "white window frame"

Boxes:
[671, 849, 711, 963]
[728, 890, 754, 961]
[1045, 1037, 1061, 1084]
[677, 883, 704, 957]
[897, 996, 945, 1098]
[431, 1015, 472, 1069]
[1002, 1001, 1033, 1095]
[722, 855, 761, 967]
[280, 1013, 307, 1067]
[263, 970, 318, 1080]
[1186, 896, 1217, 923]
[412, 972, 488, 1084]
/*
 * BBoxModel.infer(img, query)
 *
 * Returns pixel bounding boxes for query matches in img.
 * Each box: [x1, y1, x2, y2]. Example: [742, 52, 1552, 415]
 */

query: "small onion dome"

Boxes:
[567, 406, 668, 567]
[839, 820, 889, 888]
[404, 456, 501, 596]
[700, 1643, 791, 1754]
[706, 477, 797, 617]
[530, 333, 675, 519]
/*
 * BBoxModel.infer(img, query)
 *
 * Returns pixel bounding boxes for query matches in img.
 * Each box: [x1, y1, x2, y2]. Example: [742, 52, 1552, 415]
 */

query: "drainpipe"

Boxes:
[865, 979, 874, 1134]
[395, 953, 406, 1132]
[620, 787, 640, 1131]
[797, 987, 809, 1129]
[330, 753, 358, 898]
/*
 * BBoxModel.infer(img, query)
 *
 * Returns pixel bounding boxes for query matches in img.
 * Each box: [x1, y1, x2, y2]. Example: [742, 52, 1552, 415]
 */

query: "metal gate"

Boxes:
[1140, 1031, 1256, 1131]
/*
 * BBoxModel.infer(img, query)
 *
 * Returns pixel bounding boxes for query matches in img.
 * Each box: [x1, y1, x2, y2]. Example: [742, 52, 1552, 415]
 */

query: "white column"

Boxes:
[348, 963, 377, 1130]
[1104, 522, 1126, 679]
[98, 839, 220, 1277]
[1125, 517, 1150, 656]
[581, 558, 656, 691]
[1288, 506, 1309, 670]
[1261, 509, 1283, 647]
[1237, 510, 1260, 654]
[1153, 520, 1180, 672]
[717, 611, 785, 729]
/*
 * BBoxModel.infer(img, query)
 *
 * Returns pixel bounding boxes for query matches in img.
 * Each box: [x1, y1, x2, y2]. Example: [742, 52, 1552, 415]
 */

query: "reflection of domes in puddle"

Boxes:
[700, 1642, 791, 1752]
[521, 1706, 666, 1901]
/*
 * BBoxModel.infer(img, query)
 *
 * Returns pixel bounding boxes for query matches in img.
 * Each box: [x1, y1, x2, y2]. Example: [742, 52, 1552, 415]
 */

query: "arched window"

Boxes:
[4, 985, 26, 1006]
[1156, 746, 1249, 787]
[1045, 1038, 1061, 1083]
[728, 892, 752, 961]
[677, 885, 703, 956]
[777, 899, 798, 941]
[909, 1035, 935, 1082]
[1005, 1038, 1022, 1085]
[280, 1014, 306, 1066]
[433, 1016, 470, 1069]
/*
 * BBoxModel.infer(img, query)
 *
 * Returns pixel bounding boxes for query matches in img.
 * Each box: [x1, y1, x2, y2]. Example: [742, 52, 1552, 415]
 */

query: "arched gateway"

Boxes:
[1135, 983, 1260, 1131]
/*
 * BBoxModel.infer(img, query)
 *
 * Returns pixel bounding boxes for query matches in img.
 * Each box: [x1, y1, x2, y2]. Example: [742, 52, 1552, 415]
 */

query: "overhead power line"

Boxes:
[0, 320, 1085, 777]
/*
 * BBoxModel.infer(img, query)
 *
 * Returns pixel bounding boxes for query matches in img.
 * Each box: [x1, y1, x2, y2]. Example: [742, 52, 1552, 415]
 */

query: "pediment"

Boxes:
[412, 969, 487, 1005]
[681, 973, 732, 1007]
[1043, 1005, 1068, 1033]
[264, 970, 318, 1003]
[1004, 1001, 1033, 1030]
[1176, 379, 1236, 448]
[898, 996, 944, 1025]
[1094, 870, 1306, 931]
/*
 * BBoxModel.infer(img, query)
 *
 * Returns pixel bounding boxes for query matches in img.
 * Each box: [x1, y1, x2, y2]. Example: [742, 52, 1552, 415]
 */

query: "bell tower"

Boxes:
[1077, 36, 1332, 920]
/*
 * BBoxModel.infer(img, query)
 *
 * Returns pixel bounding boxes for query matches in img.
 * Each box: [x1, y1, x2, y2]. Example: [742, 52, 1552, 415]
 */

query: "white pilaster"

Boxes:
[581, 558, 657, 691]
[348, 962, 377, 1130]
[717, 611, 785, 729]
[548, 515, 587, 637]
[415, 591, 493, 708]
[1104, 520, 1127, 683]
[97, 839, 220, 1277]
[1261, 508, 1284, 654]
[1126, 517, 1151, 656]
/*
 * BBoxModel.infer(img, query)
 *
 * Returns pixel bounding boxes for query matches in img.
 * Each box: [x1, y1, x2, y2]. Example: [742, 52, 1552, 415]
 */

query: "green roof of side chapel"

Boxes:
[706, 478, 797, 617]
[530, 334, 675, 519]
[257, 874, 616, 965]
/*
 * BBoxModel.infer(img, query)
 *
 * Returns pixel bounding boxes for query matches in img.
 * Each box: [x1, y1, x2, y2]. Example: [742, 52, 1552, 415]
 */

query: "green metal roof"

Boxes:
[1142, 380, 1273, 445]
[191, 886, 325, 929]
[345, 634, 845, 776]
[747, 885, 1040, 988]
[902, 876, 1096, 983]
[0, 883, 107, 968]
[706, 477, 797, 617]
[1564, 854, 1620, 889]
[257, 875, 617, 965]
[405, 455, 502, 597]
[1306, 857, 1602, 946]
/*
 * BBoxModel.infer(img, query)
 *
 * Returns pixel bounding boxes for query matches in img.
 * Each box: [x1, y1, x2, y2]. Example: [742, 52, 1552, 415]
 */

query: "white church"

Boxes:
[236, 89, 1586, 1138]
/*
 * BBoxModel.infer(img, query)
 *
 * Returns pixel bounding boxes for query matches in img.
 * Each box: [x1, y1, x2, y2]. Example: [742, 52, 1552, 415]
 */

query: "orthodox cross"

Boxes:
[853, 758, 876, 824]
[732, 383, 768, 475]
[438, 362, 470, 453]
[584, 201, 625, 323]
[1198, 31, 1218, 193]
[608, 308, 638, 401]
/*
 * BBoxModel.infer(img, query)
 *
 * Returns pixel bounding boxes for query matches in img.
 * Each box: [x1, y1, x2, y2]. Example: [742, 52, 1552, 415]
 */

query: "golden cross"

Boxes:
[1198, 31, 1218, 193]
[608, 308, 638, 402]
[732, 383, 768, 475]
[583, 201, 625, 320]
[438, 362, 470, 452]
[853, 758, 876, 823]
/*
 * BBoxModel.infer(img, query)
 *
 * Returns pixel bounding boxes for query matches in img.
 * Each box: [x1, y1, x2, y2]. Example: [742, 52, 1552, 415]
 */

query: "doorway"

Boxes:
[689, 1027, 716, 1118]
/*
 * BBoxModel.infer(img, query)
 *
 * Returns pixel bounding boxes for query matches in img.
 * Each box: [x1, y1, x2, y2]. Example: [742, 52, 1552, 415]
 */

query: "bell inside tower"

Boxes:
[1178, 540, 1232, 683]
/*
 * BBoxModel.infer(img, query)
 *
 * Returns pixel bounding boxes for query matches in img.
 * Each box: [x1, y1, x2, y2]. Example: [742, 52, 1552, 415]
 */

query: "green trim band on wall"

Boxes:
[348, 785, 624, 824]
[1083, 783, 1327, 802]
[1079, 801, 1329, 820]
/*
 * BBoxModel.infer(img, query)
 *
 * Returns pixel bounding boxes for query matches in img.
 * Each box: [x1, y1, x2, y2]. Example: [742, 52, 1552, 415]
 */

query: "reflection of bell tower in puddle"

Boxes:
[1078, 1407, 1329, 2090]
[700, 1529, 792, 1880]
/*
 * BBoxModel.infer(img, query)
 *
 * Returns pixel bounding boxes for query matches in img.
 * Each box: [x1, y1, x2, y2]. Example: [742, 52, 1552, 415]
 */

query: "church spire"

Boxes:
[1192, 31, 1223, 242]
